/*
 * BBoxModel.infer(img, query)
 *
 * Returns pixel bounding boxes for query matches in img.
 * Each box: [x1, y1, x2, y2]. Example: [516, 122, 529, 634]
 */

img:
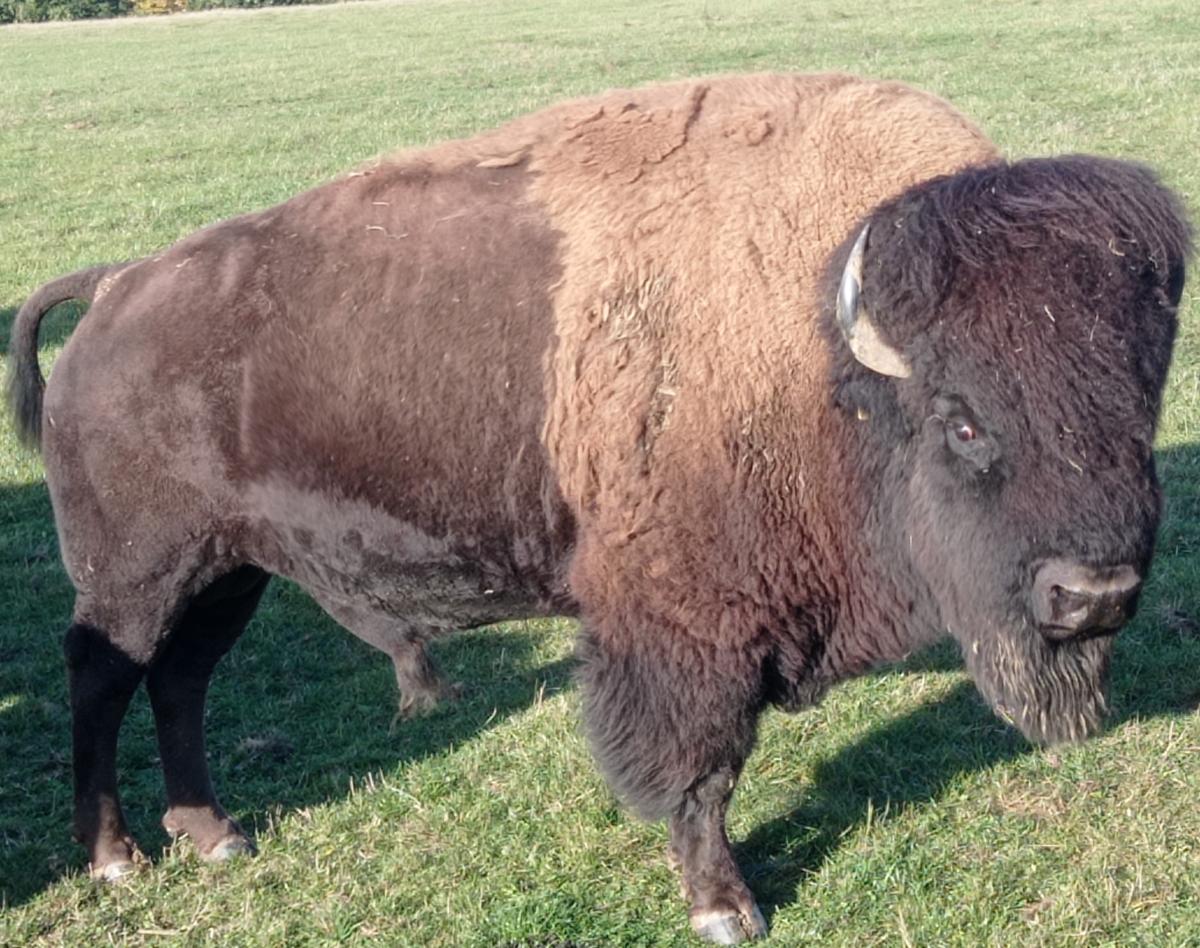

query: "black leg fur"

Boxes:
[670, 769, 768, 944]
[146, 566, 270, 860]
[64, 623, 146, 879]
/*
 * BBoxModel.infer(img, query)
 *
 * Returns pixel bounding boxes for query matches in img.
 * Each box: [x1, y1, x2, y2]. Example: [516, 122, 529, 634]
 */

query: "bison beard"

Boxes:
[5, 73, 1193, 944]
[963, 621, 1113, 746]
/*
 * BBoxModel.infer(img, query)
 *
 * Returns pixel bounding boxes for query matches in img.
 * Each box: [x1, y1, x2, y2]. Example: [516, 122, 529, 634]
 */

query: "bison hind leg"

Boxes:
[64, 621, 148, 880]
[147, 565, 271, 861]
[306, 588, 462, 725]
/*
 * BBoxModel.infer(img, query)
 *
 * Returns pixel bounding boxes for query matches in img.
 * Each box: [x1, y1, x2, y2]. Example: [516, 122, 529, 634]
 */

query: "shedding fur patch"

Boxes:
[476, 149, 527, 169]
[722, 109, 773, 146]
[561, 84, 709, 184]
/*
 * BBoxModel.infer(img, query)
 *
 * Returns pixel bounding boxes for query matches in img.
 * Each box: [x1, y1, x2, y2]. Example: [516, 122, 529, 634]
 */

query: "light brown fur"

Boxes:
[524, 75, 997, 652]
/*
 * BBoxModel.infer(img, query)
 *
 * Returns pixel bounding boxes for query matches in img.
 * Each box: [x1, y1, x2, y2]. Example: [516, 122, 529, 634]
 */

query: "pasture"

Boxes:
[1, 0, 1198, 943]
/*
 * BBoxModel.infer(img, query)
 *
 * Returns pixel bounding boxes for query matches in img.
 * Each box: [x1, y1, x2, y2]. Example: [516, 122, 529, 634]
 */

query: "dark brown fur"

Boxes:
[822, 156, 1190, 744]
[7, 263, 126, 450]
[6, 74, 1191, 942]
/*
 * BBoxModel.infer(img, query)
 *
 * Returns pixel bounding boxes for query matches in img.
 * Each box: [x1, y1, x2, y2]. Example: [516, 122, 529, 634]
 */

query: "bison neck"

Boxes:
[752, 387, 943, 709]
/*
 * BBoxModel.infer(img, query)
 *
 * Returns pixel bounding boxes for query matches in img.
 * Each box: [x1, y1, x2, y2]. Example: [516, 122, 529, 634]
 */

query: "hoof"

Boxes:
[201, 834, 257, 863]
[742, 904, 768, 939]
[90, 860, 138, 883]
[391, 682, 464, 729]
[692, 905, 768, 944]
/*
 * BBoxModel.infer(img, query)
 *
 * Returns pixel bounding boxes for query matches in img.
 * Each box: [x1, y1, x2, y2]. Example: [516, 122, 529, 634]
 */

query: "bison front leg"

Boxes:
[306, 589, 462, 724]
[669, 767, 767, 944]
[577, 626, 768, 944]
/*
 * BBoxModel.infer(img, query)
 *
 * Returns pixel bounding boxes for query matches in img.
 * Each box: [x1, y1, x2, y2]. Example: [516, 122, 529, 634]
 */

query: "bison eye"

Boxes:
[943, 416, 999, 472]
[952, 421, 977, 443]
[933, 396, 999, 473]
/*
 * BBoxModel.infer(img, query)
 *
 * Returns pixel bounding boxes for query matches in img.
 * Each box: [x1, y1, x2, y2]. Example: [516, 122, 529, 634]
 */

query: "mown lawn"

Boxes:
[1, 0, 1198, 944]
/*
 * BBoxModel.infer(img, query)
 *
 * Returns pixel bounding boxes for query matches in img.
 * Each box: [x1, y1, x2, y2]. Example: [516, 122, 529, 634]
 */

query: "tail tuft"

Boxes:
[6, 264, 121, 451]
[6, 350, 45, 450]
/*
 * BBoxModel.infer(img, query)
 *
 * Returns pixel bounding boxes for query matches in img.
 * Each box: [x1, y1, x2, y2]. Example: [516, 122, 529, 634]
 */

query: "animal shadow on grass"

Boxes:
[0, 304, 16, 356]
[737, 439, 1200, 922]
[0, 477, 574, 906]
[0, 301, 86, 357]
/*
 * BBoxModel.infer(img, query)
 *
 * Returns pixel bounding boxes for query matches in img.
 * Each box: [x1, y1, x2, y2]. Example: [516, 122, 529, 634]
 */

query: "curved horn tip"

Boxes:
[849, 319, 912, 379]
[836, 224, 912, 379]
[836, 225, 870, 335]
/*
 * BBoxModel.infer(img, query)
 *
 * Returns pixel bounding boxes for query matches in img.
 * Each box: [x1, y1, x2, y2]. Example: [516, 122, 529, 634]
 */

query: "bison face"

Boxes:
[833, 157, 1190, 746]
[898, 379, 1158, 747]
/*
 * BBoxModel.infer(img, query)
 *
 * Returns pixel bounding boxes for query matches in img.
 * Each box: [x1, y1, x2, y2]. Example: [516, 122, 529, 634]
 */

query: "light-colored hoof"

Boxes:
[391, 682, 465, 730]
[692, 904, 768, 944]
[90, 860, 138, 883]
[201, 834, 257, 863]
[743, 904, 768, 939]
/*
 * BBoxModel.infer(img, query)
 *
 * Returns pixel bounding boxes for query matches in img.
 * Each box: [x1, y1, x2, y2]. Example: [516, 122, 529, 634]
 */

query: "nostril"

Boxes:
[1032, 559, 1142, 637]
[1049, 585, 1094, 629]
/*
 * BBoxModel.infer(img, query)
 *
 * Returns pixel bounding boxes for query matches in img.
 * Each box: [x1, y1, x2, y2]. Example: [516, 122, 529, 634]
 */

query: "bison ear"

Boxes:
[836, 225, 912, 379]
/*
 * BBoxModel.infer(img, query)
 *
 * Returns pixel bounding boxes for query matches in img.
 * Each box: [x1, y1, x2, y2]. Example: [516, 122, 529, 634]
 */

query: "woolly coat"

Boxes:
[26, 74, 999, 683]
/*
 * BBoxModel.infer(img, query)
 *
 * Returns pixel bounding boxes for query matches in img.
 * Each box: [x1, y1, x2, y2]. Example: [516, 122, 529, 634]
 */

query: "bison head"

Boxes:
[833, 156, 1191, 745]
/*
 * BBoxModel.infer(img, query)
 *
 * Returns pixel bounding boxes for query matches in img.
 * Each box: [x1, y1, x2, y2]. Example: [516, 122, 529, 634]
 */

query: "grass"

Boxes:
[1, 0, 1198, 943]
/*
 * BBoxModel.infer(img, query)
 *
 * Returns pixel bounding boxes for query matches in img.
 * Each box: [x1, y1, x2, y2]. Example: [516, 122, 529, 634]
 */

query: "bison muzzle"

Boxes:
[6, 73, 1191, 943]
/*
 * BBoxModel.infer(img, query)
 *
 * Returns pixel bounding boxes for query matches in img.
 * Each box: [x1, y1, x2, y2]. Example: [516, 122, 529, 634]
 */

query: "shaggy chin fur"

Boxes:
[962, 622, 1113, 746]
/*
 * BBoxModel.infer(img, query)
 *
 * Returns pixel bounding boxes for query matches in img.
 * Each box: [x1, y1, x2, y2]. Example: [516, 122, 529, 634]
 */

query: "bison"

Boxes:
[6, 73, 1191, 943]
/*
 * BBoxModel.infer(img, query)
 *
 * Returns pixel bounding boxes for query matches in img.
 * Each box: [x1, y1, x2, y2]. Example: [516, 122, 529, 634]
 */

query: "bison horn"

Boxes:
[836, 225, 912, 379]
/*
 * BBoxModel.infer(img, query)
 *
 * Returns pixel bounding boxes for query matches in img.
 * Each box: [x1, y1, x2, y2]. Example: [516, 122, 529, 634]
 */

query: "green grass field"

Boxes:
[2, 0, 1199, 943]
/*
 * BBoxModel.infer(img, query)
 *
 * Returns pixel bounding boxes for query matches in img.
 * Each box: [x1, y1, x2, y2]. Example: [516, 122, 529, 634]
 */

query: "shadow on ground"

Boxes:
[0, 299, 88, 358]
[1, 443, 1197, 917]
[0, 305, 13, 355]
[735, 440, 1200, 922]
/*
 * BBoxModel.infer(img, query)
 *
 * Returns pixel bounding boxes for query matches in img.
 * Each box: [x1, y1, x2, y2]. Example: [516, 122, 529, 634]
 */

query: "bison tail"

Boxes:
[6, 264, 121, 451]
